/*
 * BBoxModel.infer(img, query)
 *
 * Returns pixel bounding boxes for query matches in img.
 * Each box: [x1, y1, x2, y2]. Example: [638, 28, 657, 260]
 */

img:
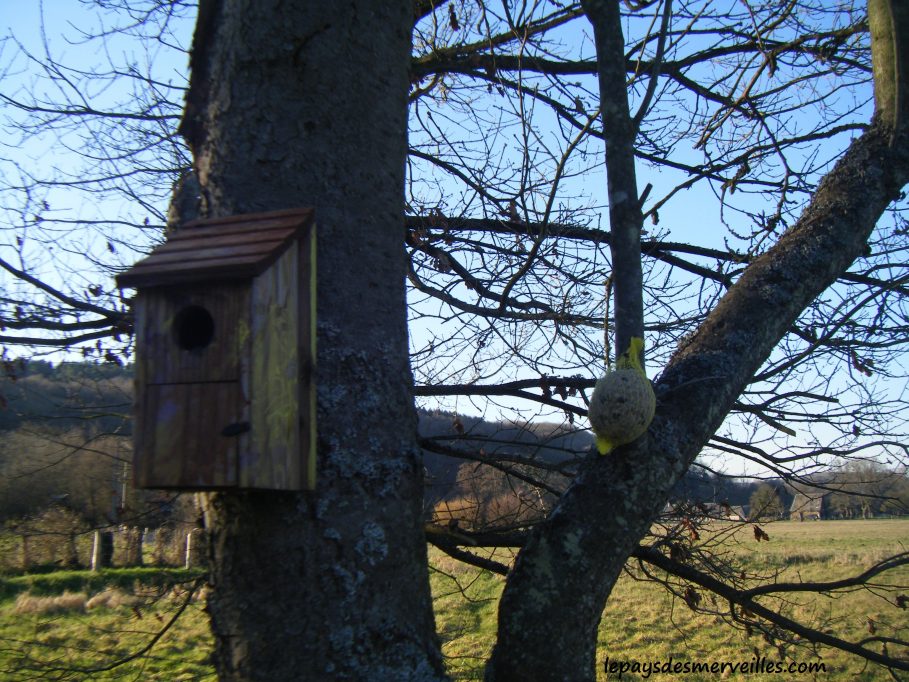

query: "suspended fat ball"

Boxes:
[588, 336, 655, 455]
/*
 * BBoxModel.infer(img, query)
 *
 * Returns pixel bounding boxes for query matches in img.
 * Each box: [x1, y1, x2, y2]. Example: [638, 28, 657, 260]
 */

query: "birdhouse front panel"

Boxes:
[136, 284, 248, 385]
[117, 208, 316, 491]
[130, 283, 250, 488]
[137, 380, 244, 487]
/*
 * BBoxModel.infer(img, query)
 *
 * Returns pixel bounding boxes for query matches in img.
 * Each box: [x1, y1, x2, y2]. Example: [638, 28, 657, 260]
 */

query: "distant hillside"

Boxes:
[0, 360, 765, 508]
[0, 360, 133, 434]
[418, 409, 592, 505]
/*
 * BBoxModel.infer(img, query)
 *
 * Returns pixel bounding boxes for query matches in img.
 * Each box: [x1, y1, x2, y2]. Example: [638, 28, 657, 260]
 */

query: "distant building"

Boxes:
[789, 484, 828, 521]
[662, 501, 746, 521]
[727, 505, 747, 521]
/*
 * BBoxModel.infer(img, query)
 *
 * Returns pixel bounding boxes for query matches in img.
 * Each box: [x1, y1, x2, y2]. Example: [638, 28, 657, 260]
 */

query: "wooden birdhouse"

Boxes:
[116, 208, 316, 491]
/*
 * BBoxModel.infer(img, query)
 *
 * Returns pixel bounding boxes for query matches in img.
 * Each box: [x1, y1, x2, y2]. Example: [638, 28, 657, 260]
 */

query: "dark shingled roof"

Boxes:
[116, 208, 314, 288]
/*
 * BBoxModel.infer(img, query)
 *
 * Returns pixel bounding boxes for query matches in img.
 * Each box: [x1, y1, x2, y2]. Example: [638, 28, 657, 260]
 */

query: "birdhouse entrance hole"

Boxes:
[174, 305, 215, 351]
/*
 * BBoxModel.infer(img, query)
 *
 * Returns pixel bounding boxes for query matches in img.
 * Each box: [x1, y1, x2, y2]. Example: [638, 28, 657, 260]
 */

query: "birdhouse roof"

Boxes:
[116, 208, 314, 288]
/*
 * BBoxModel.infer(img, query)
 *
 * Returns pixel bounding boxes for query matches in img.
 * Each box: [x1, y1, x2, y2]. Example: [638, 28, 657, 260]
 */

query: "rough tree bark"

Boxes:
[179, 1, 445, 679]
[485, 1, 909, 679]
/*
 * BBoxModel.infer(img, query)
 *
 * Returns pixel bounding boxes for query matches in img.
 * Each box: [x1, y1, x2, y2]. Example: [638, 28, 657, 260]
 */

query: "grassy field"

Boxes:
[433, 519, 909, 680]
[0, 567, 212, 681]
[1, 519, 907, 680]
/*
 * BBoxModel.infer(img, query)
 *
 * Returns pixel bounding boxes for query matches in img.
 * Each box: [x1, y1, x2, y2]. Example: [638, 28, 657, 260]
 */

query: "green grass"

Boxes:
[0, 568, 213, 681]
[1, 520, 907, 680]
[431, 548, 515, 678]
[432, 520, 909, 680]
[0, 567, 204, 600]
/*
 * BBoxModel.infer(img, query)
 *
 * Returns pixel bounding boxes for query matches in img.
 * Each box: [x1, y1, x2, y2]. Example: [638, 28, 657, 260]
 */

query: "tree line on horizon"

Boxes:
[1, 358, 905, 563]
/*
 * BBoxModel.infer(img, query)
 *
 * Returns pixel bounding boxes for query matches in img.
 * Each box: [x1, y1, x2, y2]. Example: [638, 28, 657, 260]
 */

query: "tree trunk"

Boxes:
[486, 1, 909, 674]
[180, 1, 444, 679]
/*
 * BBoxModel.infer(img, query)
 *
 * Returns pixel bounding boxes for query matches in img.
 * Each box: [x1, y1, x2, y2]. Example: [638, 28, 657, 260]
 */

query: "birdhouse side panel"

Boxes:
[243, 246, 301, 489]
[135, 381, 242, 488]
[299, 226, 317, 490]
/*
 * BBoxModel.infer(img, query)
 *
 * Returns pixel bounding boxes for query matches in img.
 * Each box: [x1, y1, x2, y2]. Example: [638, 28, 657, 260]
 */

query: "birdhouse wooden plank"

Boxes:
[117, 208, 316, 491]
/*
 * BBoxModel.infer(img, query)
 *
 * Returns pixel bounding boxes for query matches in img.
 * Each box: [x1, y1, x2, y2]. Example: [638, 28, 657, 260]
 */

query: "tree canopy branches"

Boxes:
[2, 1, 908, 677]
